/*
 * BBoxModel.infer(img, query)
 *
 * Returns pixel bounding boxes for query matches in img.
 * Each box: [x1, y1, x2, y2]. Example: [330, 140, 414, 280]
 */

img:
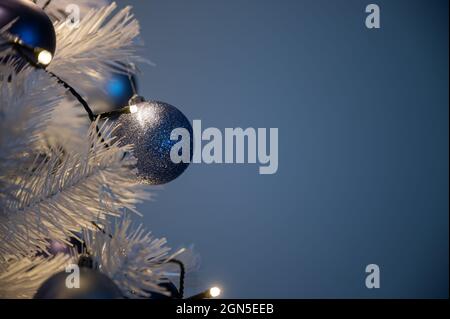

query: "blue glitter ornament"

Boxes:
[0, 0, 56, 67]
[112, 99, 192, 185]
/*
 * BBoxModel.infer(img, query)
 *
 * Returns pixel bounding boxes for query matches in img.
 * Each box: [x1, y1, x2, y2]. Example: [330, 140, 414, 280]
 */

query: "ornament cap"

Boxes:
[128, 94, 146, 106]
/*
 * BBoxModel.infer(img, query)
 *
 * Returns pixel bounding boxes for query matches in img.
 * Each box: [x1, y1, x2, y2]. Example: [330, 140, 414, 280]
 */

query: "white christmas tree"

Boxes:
[0, 1, 200, 299]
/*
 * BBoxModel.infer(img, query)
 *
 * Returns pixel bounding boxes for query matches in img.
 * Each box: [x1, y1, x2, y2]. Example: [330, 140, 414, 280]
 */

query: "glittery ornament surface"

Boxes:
[113, 101, 192, 185]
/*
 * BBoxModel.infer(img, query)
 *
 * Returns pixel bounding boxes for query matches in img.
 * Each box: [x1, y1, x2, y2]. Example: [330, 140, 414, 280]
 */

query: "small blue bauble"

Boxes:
[113, 100, 192, 185]
[105, 72, 137, 110]
[0, 0, 56, 67]
[89, 72, 138, 114]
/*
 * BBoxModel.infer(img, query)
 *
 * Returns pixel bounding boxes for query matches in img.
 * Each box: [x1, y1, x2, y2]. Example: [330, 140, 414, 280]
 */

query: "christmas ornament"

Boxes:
[107, 96, 193, 185]
[0, 0, 56, 67]
[34, 256, 123, 299]
[88, 70, 138, 114]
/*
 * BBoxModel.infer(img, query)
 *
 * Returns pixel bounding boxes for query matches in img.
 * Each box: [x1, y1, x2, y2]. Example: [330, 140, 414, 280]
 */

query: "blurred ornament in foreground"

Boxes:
[109, 97, 192, 185]
[0, 0, 56, 68]
[34, 256, 123, 299]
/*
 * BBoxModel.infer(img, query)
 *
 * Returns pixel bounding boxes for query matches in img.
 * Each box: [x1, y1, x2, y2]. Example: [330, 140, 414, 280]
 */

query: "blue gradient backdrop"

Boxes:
[117, 0, 449, 298]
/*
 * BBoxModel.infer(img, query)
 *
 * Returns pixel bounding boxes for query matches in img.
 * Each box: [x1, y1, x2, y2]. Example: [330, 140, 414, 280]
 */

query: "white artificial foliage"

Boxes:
[48, 2, 144, 97]
[0, 63, 64, 162]
[0, 254, 71, 299]
[83, 215, 183, 298]
[0, 63, 66, 231]
[0, 120, 150, 260]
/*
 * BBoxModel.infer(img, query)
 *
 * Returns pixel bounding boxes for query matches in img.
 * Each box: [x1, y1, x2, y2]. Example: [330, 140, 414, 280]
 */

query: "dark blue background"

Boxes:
[119, 0, 449, 298]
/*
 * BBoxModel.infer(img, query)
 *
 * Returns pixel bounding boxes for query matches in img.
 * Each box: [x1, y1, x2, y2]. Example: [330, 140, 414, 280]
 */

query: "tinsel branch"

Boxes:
[0, 120, 150, 260]
[83, 214, 183, 298]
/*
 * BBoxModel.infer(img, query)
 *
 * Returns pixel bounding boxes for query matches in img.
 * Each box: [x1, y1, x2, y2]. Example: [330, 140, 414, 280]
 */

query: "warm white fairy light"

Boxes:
[37, 50, 53, 66]
[209, 286, 221, 298]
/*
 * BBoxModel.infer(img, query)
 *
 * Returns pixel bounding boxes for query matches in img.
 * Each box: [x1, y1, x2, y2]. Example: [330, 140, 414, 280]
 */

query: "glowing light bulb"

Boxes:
[37, 50, 52, 66]
[209, 286, 221, 298]
[129, 104, 138, 113]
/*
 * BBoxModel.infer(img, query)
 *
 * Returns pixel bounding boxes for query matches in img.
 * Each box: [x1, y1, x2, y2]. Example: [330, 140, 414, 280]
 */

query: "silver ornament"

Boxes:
[112, 100, 192, 185]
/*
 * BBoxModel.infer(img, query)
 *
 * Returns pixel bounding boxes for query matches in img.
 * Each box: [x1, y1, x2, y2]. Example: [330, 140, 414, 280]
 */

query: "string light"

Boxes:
[209, 286, 221, 298]
[97, 95, 146, 118]
[2, 31, 53, 68]
[37, 49, 52, 66]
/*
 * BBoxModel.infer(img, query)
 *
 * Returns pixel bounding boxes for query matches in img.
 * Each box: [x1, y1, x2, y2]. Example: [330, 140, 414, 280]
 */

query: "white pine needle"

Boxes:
[0, 120, 150, 260]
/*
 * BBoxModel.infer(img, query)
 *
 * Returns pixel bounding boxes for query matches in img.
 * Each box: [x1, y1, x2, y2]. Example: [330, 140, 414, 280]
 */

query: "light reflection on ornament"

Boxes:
[135, 103, 160, 128]
[129, 104, 138, 114]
